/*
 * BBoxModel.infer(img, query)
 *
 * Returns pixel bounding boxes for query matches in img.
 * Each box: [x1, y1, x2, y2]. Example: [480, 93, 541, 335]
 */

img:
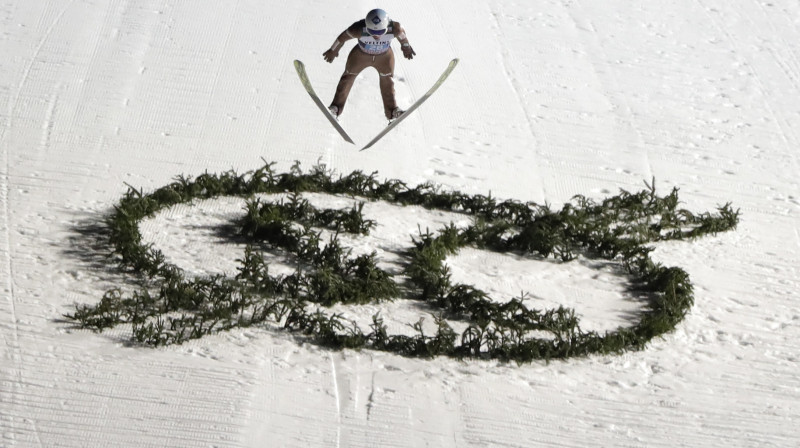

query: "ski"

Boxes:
[293, 60, 355, 144]
[361, 58, 459, 151]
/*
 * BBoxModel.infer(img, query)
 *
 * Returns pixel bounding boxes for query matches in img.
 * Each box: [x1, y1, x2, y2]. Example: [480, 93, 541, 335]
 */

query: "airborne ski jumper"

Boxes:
[322, 9, 416, 121]
[294, 9, 458, 149]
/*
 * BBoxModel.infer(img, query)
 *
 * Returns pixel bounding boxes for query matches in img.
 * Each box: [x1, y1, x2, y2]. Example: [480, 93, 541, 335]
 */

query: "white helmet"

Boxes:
[365, 9, 389, 36]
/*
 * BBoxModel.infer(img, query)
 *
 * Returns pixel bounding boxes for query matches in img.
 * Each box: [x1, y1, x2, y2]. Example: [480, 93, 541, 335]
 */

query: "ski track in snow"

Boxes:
[1, 1, 76, 444]
[1, 0, 799, 447]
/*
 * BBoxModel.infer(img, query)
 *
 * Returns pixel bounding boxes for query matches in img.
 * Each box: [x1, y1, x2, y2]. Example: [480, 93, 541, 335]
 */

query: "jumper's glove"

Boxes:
[401, 44, 416, 60]
[323, 49, 338, 63]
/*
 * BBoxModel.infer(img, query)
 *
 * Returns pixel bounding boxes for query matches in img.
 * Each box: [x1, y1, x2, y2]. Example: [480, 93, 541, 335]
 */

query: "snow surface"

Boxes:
[1, 0, 799, 446]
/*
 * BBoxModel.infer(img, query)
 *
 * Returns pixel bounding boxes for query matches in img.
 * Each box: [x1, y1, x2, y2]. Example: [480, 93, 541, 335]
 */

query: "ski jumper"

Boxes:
[329, 20, 407, 119]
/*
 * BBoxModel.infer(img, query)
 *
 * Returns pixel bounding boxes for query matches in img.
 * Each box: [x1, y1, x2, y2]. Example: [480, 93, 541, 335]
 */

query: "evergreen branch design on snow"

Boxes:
[65, 161, 739, 362]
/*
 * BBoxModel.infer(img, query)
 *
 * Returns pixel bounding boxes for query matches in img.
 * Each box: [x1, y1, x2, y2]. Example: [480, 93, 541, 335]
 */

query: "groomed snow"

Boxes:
[1, 0, 798, 446]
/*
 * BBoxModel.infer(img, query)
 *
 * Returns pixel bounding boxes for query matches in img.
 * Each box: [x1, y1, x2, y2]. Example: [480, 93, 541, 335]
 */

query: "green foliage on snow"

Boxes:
[65, 161, 739, 362]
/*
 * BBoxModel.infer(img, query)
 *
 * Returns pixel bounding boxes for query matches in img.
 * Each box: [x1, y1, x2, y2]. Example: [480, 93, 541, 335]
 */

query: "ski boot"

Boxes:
[389, 107, 404, 124]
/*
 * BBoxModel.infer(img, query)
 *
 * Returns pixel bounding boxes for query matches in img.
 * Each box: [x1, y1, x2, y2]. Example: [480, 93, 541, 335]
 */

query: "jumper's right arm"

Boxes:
[323, 23, 359, 63]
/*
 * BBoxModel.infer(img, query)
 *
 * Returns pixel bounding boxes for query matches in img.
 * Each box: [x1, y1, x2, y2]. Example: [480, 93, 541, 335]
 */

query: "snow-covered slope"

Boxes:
[1, 0, 798, 446]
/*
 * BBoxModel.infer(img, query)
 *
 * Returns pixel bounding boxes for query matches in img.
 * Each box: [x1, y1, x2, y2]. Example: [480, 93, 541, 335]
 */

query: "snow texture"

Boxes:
[1, 0, 798, 447]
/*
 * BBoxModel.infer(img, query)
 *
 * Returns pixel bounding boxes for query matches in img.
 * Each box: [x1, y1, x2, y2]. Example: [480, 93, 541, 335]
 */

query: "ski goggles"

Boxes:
[367, 28, 387, 36]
